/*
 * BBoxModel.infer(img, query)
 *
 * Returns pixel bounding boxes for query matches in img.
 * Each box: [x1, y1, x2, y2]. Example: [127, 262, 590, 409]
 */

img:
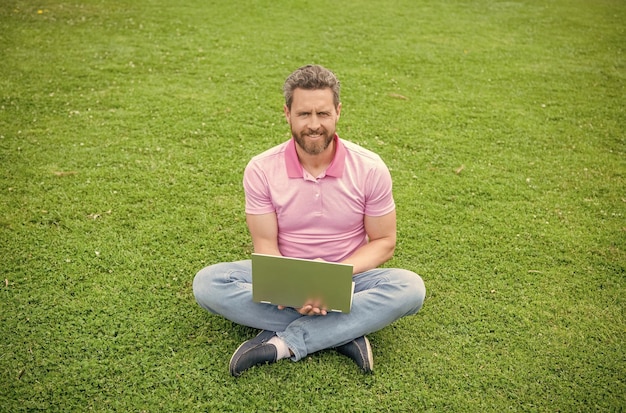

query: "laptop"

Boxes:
[251, 253, 355, 313]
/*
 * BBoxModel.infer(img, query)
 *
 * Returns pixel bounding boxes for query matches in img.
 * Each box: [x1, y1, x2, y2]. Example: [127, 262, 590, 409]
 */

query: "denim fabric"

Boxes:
[193, 260, 425, 361]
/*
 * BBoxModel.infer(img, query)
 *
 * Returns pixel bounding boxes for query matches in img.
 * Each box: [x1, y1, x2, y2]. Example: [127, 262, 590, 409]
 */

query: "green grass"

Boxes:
[1, 0, 624, 411]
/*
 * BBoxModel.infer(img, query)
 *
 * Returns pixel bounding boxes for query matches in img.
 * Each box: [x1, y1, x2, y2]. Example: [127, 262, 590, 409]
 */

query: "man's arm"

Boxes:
[246, 212, 327, 316]
[341, 210, 397, 275]
[246, 212, 282, 256]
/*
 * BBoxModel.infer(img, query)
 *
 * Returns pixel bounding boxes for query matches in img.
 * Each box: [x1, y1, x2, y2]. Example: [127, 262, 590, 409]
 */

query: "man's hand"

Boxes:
[277, 304, 328, 316]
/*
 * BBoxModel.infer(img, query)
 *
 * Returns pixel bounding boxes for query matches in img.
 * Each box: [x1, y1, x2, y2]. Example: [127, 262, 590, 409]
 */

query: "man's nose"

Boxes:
[308, 114, 321, 130]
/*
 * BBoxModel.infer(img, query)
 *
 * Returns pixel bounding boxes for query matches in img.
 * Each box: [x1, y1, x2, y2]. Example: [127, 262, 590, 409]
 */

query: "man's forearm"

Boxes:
[341, 238, 396, 275]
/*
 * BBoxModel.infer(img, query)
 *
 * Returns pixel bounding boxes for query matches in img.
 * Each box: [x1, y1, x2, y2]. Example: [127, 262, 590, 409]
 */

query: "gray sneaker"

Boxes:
[335, 336, 374, 373]
[229, 330, 278, 377]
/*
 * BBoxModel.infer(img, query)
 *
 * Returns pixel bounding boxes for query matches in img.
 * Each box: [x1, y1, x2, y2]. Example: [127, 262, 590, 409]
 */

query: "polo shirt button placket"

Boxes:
[314, 181, 322, 214]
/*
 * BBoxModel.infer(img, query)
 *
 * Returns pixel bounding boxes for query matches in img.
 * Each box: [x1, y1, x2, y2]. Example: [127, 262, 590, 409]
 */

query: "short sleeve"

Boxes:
[243, 160, 276, 214]
[364, 161, 395, 217]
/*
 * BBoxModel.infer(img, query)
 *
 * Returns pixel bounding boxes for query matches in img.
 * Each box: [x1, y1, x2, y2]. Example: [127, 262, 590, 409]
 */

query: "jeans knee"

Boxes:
[193, 263, 230, 312]
[193, 265, 215, 310]
[192, 260, 251, 314]
[397, 269, 426, 314]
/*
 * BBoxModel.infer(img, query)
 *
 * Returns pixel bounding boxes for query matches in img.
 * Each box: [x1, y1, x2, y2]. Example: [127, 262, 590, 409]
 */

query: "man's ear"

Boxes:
[336, 102, 342, 120]
[283, 104, 290, 121]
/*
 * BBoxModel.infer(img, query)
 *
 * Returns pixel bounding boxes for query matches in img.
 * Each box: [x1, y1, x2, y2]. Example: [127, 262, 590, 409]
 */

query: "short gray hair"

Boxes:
[283, 65, 341, 109]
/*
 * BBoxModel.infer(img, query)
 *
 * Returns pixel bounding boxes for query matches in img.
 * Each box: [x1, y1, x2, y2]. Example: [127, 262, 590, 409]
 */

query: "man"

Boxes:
[193, 65, 426, 377]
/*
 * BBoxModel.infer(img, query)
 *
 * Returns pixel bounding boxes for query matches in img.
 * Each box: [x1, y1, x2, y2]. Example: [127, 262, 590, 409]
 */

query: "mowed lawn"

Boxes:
[1, 0, 624, 411]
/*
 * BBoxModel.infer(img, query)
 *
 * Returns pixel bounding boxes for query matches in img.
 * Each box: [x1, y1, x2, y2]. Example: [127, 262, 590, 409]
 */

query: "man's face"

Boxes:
[284, 88, 341, 156]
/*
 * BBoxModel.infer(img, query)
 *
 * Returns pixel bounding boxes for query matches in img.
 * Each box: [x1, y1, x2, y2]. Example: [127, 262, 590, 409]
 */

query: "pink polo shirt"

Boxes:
[243, 135, 395, 262]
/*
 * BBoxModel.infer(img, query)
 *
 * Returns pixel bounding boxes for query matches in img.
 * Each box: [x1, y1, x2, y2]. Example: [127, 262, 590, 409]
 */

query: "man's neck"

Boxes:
[296, 139, 336, 178]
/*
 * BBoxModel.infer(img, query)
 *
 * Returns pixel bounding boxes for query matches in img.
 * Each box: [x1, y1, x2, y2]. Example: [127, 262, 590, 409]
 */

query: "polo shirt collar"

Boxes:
[285, 134, 346, 178]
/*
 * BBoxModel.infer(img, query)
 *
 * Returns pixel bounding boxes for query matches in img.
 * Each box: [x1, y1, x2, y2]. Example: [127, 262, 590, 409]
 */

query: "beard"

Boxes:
[292, 128, 335, 156]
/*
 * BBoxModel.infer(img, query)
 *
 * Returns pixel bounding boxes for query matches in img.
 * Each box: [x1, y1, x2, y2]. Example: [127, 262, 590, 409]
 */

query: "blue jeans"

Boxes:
[193, 260, 426, 361]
